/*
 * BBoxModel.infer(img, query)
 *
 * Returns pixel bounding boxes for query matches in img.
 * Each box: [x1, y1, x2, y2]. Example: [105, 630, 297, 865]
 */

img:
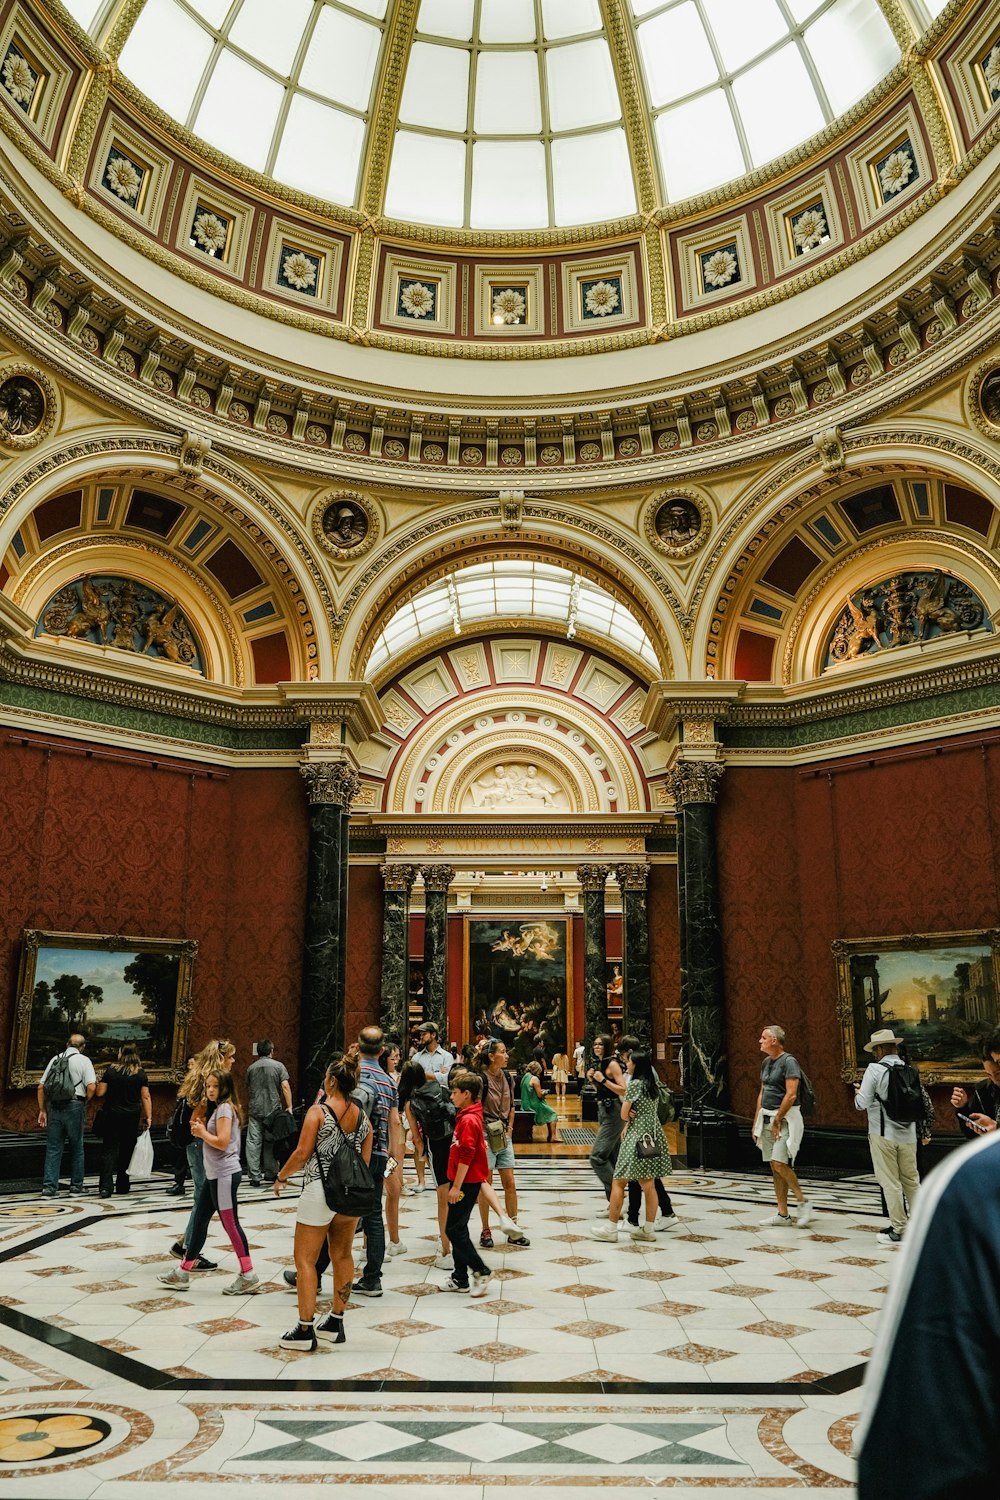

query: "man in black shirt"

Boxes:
[950, 1026, 1000, 1139]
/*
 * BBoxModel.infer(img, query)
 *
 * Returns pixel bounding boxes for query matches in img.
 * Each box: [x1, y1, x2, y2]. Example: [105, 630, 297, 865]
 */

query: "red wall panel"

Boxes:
[0, 735, 308, 1128]
[717, 734, 1000, 1131]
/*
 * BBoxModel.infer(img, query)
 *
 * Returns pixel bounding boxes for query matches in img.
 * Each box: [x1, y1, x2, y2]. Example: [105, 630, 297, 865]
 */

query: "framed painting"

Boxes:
[8, 929, 197, 1087]
[834, 928, 1000, 1084]
[606, 960, 624, 1019]
[465, 917, 571, 1064]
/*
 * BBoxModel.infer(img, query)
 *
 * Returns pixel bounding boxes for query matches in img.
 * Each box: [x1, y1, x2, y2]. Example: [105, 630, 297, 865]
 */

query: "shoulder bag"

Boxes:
[314, 1106, 378, 1217]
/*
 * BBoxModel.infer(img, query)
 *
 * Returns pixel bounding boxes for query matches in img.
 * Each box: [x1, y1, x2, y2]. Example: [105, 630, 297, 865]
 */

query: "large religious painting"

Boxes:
[465, 918, 571, 1064]
[834, 929, 1000, 1084]
[8, 929, 196, 1087]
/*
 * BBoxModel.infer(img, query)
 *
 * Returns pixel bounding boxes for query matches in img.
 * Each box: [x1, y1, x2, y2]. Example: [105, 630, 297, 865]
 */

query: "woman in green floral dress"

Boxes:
[589, 1051, 671, 1243]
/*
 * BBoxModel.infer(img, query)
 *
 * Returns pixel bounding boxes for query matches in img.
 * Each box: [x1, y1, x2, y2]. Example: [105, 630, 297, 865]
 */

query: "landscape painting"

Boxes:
[834, 929, 1000, 1083]
[8, 929, 196, 1086]
[465, 917, 571, 1064]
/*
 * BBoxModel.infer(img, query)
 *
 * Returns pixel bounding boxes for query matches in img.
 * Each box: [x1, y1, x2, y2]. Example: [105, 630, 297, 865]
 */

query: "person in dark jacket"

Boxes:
[950, 1027, 1000, 1138]
[856, 1130, 1000, 1498]
[95, 1043, 151, 1197]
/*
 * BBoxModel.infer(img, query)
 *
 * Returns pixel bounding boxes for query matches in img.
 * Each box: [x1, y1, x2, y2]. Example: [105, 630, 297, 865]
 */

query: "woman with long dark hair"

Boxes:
[95, 1043, 151, 1197]
[158, 1069, 259, 1295]
[399, 1057, 453, 1267]
[273, 1051, 373, 1351]
[590, 1050, 673, 1243]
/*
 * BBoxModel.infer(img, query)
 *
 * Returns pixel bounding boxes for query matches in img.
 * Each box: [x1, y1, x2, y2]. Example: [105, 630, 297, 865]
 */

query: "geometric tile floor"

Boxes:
[0, 1157, 899, 1494]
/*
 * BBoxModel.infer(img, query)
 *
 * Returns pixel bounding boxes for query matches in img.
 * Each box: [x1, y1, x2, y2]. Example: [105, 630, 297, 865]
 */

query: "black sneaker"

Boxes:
[247, 1177, 262, 1188]
[169, 1241, 185, 1259]
[283, 1269, 297, 1288]
[315, 1313, 345, 1345]
[505, 1234, 530, 1247]
[351, 1278, 383, 1297]
[189, 1256, 217, 1272]
[279, 1322, 317, 1352]
[165, 1184, 185, 1196]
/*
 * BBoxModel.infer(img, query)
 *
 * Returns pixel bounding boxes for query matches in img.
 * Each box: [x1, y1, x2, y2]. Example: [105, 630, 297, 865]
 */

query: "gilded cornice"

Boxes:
[727, 643, 1000, 728]
[0, 154, 995, 483]
[0, 634, 296, 729]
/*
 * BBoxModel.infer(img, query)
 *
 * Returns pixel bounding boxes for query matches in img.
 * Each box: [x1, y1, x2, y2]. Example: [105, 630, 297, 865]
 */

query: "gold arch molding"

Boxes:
[782, 531, 1000, 685]
[382, 690, 652, 815]
[694, 429, 1000, 677]
[0, 430, 338, 676]
[345, 526, 677, 683]
[13, 535, 249, 687]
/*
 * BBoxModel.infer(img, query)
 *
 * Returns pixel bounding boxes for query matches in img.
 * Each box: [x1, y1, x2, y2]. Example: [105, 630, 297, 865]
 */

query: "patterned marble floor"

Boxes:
[0, 1159, 889, 1496]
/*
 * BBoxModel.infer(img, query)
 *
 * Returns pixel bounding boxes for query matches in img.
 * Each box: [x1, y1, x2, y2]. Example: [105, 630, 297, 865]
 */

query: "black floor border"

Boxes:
[0, 1302, 866, 1397]
[0, 1211, 869, 1399]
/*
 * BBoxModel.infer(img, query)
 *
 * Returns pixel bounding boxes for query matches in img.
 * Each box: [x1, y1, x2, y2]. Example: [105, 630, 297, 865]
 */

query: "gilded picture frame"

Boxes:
[8, 929, 197, 1087]
[834, 928, 1000, 1085]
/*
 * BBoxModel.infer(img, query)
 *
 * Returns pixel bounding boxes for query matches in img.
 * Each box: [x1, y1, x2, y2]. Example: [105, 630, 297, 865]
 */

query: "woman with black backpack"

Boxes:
[399, 1058, 454, 1269]
[272, 1051, 373, 1351]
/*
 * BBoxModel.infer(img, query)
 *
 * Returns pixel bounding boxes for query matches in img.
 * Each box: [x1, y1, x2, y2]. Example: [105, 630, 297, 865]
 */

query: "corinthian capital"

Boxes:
[665, 761, 724, 808]
[300, 761, 362, 808]
[381, 863, 417, 893]
[576, 863, 610, 891]
[422, 863, 456, 892]
[614, 862, 650, 892]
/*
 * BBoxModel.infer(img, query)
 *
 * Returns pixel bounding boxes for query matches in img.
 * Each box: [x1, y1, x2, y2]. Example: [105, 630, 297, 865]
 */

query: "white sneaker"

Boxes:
[759, 1212, 794, 1228]
[470, 1270, 492, 1299]
[630, 1223, 656, 1242]
[387, 1241, 407, 1257]
[656, 1213, 682, 1232]
[433, 1253, 453, 1271]
[498, 1213, 520, 1235]
[157, 1267, 189, 1289]
[589, 1221, 620, 1242]
[222, 1272, 261, 1296]
[796, 1202, 815, 1228]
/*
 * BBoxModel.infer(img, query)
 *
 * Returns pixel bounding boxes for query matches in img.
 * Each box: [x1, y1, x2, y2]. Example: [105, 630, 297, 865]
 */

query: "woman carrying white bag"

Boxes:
[95, 1043, 152, 1196]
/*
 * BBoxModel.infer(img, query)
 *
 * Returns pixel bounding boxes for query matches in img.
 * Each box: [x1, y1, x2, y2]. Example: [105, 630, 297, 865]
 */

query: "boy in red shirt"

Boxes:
[444, 1071, 492, 1298]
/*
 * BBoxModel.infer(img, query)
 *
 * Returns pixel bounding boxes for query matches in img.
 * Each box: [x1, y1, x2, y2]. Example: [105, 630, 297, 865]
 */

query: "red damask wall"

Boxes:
[717, 732, 1000, 1130]
[0, 734, 308, 1129]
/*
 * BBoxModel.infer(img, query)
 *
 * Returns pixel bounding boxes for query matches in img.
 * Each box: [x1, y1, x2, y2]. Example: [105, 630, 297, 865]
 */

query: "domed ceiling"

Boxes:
[62, 0, 942, 229]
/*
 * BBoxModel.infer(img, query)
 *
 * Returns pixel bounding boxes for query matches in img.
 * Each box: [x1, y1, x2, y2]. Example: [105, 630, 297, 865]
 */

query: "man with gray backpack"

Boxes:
[36, 1033, 97, 1197]
[854, 1027, 927, 1246]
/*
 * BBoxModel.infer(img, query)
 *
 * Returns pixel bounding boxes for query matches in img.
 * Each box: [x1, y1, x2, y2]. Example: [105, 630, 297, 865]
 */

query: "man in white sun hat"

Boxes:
[854, 1027, 928, 1247]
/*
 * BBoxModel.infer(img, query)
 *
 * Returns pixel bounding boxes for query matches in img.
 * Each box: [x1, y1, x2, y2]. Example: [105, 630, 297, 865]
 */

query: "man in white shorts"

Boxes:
[752, 1025, 814, 1228]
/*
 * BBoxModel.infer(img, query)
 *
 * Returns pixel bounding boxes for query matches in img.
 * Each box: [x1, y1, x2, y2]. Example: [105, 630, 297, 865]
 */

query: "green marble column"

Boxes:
[666, 761, 726, 1110]
[380, 863, 416, 1043]
[576, 863, 610, 1047]
[421, 864, 455, 1038]
[298, 760, 359, 1103]
[616, 862, 651, 1050]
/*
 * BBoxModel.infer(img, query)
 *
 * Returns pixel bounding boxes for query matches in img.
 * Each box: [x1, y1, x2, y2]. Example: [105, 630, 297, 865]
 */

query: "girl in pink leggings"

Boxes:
[158, 1071, 259, 1296]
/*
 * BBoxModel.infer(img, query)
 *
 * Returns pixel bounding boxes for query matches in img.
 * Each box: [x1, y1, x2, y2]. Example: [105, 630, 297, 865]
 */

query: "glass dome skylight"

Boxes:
[367, 560, 659, 676]
[63, 0, 949, 229]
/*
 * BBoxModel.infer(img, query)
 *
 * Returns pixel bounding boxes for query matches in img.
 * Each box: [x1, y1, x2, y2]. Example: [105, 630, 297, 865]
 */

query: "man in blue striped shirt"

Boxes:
[351, 1025, 404, 1298]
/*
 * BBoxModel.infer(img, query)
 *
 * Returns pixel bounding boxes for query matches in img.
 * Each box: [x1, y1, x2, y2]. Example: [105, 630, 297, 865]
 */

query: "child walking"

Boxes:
[443, 1071, 492, 1298]
[159, 1070, 259, 1295]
